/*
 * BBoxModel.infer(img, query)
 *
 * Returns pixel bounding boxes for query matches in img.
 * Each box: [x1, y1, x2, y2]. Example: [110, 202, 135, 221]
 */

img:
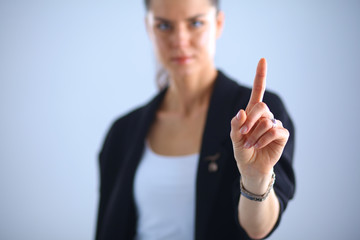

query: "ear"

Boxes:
[145, 11, 156, 40]
[215, 11, 225, 39]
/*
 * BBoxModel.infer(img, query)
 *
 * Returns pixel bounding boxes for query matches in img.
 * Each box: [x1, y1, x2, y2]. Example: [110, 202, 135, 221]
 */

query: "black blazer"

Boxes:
[96, 71, 295, 240]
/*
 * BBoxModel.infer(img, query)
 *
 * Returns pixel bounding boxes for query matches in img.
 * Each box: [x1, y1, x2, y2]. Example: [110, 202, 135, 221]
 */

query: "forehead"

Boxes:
[148, 0, 214, 20]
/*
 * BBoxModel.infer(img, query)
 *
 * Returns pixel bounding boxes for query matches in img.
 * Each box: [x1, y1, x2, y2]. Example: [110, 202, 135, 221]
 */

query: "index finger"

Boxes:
[246, 58, 267, 112]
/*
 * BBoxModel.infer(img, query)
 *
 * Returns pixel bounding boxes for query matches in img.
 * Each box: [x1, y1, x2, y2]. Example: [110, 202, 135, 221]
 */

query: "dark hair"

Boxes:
[144, 0, 220, 11]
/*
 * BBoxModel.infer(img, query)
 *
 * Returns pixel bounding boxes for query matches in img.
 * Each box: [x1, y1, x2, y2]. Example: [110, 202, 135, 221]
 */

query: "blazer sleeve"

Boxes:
[95, 114, 134, 240]
[95, 118, 123, 240]
[266, 91, 296, 214]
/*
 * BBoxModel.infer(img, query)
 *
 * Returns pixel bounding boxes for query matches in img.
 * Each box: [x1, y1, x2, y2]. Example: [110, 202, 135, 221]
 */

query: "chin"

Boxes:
[169, 65, 198, 78]
[167, 60, 201, 76]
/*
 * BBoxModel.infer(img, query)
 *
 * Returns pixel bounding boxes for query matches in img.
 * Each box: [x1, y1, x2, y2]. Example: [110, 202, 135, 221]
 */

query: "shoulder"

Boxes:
[100, 88, 166, 156]
[108, 105, 146, 136]
[100, 105, 145, 154]
[98, 105, 146, 167]
[104, 87, 166, 141]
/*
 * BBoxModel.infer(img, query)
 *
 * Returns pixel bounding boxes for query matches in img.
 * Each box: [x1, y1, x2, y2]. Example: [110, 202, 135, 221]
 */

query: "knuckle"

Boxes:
[230, 129, 240, 140]
[261, 118, 272, 129]
[230, 116, 240, 126]
[247, 116, 257, 126]
[269, 129, 277, 138]
[257, 102, 268, 111]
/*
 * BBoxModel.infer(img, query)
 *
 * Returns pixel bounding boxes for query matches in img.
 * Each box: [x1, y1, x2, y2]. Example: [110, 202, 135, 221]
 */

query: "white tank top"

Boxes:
[134, 141, 199, 240]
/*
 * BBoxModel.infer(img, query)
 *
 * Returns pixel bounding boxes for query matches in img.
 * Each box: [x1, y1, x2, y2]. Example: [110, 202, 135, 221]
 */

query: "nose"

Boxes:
[171, 24, 190, 48]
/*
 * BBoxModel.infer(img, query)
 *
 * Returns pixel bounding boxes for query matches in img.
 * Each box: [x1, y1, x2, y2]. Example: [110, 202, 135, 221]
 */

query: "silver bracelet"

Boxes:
[240, 172, 276, 202]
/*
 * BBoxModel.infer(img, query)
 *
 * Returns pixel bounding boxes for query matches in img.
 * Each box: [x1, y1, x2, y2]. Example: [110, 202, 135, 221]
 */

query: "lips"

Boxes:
[171, 56, 193, 64]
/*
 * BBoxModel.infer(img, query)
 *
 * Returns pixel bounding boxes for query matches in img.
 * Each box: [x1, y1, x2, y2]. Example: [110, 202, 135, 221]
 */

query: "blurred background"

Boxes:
[1, 0, 359, 239]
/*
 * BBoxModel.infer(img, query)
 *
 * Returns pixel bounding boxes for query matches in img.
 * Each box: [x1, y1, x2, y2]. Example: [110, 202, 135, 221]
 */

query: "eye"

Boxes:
[191, 20, 204, 28]
[157, 22, 171, 31]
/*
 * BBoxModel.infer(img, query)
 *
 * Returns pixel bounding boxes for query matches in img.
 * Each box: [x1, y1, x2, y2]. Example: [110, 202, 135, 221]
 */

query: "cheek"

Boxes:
[196, 27, 216, 58]
[153, 35, 169, 59]
[198, 30, 209, 47]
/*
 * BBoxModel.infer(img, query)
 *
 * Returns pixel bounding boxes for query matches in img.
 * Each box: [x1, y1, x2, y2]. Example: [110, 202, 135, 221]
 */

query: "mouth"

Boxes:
[171, 56, 194, 64]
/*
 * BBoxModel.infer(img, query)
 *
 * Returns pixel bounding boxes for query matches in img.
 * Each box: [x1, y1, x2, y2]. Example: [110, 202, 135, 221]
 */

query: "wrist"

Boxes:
[240, 170, 274, 195]
[240, 171, 276, 202]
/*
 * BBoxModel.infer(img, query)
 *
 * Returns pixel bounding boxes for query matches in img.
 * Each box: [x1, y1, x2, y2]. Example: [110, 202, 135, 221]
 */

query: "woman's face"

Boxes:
[146, 0, 224, 78]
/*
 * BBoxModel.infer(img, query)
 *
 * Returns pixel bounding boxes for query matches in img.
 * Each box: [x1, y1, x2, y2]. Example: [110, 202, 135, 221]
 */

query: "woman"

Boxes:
[96, 0, 295, 239]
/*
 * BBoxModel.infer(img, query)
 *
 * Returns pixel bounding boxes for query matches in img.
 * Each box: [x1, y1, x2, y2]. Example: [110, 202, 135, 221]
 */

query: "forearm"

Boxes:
[238, 173, 280, 239]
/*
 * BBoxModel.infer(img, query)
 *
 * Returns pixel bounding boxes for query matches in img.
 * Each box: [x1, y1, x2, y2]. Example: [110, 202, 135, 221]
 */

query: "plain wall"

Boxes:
[1, 0, 359, 239]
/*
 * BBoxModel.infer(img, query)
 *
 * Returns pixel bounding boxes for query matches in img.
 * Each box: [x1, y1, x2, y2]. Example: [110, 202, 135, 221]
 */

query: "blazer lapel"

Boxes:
[195, 71, 242, 240]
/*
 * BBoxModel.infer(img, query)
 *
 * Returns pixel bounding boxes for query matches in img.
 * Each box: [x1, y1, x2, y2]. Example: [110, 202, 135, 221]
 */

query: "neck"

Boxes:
[162, 67, 218, 116]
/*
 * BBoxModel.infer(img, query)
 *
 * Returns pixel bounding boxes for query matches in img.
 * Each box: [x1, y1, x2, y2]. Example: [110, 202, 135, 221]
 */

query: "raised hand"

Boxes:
[230, 58, 289, 193]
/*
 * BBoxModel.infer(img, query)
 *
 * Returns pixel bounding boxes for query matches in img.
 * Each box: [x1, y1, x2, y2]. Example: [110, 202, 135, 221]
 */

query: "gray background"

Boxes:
[1, 0, 359, 239]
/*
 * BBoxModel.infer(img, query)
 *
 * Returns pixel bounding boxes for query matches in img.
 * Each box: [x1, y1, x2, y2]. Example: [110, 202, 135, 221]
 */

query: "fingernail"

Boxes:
[240, 126, 247, 134]
[236, 110, 241, 120]
[254, 143, 259, 149]
[244, 141, 251, 149]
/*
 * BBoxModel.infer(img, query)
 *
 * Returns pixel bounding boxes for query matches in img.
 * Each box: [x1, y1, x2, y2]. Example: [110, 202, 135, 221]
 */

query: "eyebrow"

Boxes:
[154, 14, 206, 22]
